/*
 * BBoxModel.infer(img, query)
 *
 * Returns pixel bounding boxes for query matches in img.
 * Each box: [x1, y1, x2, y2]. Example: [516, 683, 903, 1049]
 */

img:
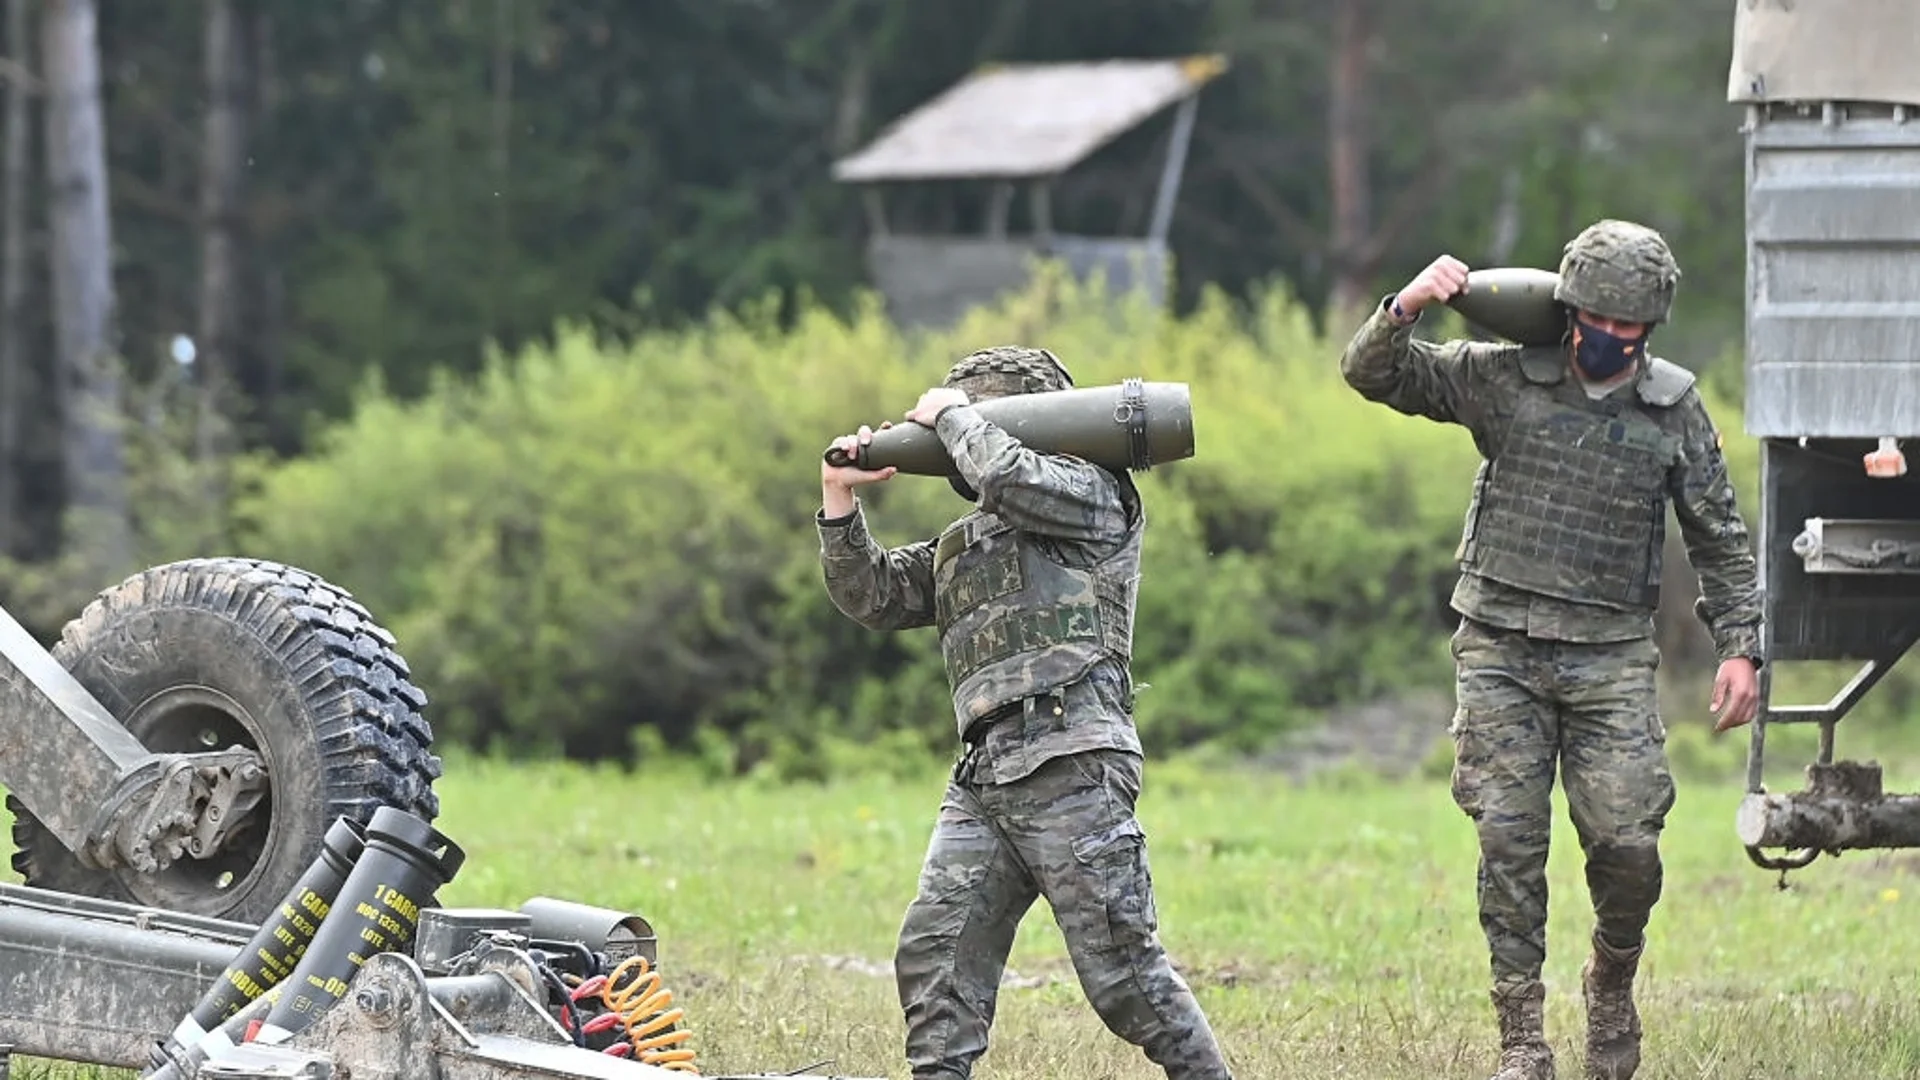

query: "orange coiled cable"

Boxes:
[601, 955, 697, 1072]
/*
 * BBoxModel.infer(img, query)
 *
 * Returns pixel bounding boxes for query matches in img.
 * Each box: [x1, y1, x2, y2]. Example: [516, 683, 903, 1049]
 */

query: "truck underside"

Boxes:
[1731, 65, 1920, 872]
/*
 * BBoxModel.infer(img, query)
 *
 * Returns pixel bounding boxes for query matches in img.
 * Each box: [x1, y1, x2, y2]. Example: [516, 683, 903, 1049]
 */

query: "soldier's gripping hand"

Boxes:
[1710, 657, 1761, 733]
[906, 387, 969, 428]
[822, 424, 898, 517]
[1390, 254, 1470, 323]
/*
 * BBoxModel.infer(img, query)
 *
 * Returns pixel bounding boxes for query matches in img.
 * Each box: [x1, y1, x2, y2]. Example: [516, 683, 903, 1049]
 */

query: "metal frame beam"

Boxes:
[1146, 94, 1200, 246]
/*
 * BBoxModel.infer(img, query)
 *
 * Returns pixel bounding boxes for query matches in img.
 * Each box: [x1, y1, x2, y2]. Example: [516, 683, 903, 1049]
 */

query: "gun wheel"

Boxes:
[5, 558, 442, 922]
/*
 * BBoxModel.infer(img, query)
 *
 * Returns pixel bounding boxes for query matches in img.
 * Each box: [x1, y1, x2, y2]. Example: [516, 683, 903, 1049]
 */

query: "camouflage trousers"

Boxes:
[1449, 617, 1677, 989]
[894, 747, 1232, 1080]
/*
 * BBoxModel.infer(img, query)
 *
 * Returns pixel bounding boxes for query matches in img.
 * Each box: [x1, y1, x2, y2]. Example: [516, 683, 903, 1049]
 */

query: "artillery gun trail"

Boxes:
[0, 558, 873, 1079]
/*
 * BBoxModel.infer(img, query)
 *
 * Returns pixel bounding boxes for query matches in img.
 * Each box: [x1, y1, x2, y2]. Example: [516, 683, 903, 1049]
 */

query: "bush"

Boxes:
[219, 266, 1777, 774]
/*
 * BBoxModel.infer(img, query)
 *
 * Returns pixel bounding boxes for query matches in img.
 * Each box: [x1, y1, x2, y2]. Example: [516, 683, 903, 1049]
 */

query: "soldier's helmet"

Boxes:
[942, 345, 1074, 402]
[1554, 219, 1681, 325]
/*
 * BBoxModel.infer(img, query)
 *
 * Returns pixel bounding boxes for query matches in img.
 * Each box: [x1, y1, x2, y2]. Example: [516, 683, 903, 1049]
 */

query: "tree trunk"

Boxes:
[0, 0, 32, 556]
[1483, 167, 1522, 266]
[1325, 0, 1372, 317]
[243, 5, 284, 452]
[41, 0, 127, 573]
[197, 0, 248, 468]
[488, 0, 512, 342]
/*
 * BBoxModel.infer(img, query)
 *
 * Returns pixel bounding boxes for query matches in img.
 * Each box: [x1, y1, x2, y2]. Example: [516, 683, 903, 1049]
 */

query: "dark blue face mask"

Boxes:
[1573, 320, 1646, 381]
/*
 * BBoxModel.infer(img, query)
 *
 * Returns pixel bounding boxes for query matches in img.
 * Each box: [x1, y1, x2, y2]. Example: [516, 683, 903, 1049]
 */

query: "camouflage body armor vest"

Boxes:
[1457, 347, 1692, 612]
[933, 501, 1142, 736]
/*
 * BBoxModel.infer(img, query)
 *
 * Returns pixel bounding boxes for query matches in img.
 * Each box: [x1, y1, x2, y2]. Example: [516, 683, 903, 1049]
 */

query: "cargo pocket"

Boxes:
[1449, 707, 1490, 819]
[1063, 748, 1143, 806]
[1069, 817, 1157, 951]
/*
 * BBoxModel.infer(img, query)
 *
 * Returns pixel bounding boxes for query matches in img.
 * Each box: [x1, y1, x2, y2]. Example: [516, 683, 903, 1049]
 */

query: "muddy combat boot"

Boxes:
[1489, 980, 1554, 1080]
[1581, 933, 1643, 1080]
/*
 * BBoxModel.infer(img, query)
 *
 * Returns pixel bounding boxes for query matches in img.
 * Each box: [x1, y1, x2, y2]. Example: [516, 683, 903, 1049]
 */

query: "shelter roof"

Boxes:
[832, 55, 1228, 183]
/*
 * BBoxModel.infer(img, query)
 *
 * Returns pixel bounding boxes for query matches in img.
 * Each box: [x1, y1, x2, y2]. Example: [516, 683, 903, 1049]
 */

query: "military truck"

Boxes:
[1722, 0, 1920, 872]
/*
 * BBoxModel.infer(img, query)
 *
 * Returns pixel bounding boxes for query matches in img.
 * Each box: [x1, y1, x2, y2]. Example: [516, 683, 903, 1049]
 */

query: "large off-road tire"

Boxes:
[6, 558, 442, 923]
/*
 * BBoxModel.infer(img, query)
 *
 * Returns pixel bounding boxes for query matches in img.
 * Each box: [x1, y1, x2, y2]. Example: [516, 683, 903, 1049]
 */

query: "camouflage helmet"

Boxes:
[942, 345, 1073, 402]
[1554, 219, 1681, 325]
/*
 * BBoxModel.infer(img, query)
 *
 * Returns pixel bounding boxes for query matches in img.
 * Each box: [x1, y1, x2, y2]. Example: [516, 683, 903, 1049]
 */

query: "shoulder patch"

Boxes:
[1635, 356, 1696, 407]
[1516, 345, 1566, 385]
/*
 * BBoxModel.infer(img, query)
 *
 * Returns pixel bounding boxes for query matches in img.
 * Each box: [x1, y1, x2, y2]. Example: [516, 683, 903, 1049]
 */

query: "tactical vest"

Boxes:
[933, 502, 1142, 736]
[1456, 348, 1693, 612]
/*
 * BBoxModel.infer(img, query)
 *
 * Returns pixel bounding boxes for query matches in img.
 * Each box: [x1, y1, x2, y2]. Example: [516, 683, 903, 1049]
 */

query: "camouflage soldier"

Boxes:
[816, 346, 1234, 1080]
[1339, 220, 1764, 1080]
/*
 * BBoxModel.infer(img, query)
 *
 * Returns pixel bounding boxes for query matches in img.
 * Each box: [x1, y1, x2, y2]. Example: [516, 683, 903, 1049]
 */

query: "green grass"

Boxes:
[10, 719, 1920, 1079]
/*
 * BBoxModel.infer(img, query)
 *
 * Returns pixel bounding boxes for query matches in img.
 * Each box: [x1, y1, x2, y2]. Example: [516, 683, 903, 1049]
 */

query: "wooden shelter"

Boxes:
[832, 55, 1228, 328]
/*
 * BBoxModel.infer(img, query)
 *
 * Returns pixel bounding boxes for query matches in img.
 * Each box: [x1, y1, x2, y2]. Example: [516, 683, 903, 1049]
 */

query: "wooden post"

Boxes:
[1737, 761, 1920, 851]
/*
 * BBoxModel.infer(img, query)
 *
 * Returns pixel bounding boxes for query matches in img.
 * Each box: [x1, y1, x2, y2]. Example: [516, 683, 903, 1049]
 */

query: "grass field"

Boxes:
[10, 718, 1920, 1079]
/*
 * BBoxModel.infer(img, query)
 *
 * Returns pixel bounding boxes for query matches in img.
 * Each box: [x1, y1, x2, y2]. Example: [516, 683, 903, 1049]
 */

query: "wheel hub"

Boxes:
[116, 685, 278, 913]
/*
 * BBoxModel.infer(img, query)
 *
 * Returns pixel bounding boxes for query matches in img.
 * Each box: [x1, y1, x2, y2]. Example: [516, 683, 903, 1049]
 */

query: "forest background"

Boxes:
[0, 1, 1854, 776]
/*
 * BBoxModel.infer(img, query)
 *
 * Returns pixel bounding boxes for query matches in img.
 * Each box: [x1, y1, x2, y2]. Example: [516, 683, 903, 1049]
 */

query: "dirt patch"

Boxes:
[1832, 850, 1920, 879]
[803, 952, 1305, 993]
[1255, 689, 1455, 782]
[1691, 873, 1752, 898]
[1179, 957, 1313, 990]
[805, 953, 1063, 990]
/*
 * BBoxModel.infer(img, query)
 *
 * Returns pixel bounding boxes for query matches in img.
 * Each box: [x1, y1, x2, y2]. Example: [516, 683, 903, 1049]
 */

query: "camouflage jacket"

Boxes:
[1340, 296, 1764, 662]
[817, 404, 1144, 783]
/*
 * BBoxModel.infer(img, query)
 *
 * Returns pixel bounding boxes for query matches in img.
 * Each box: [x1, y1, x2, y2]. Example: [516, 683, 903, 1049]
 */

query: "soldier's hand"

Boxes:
[1710, 657, 1760, 733]
[906, 387, 969, 428]
[1392, 255, 1471, 320]
[822, 424, 899, 492]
